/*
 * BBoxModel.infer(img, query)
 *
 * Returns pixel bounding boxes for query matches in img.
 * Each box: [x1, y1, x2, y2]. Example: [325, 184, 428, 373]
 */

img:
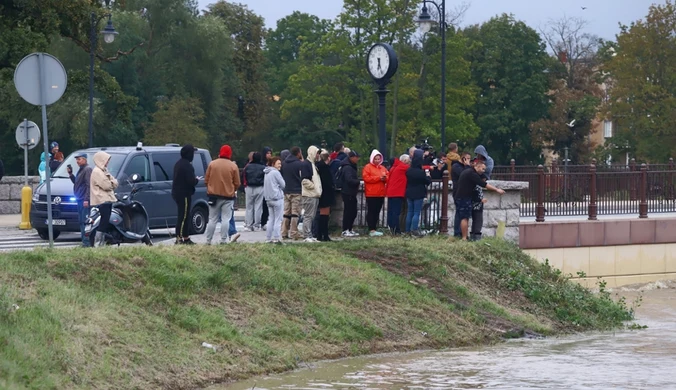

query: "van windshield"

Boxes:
[51, 152, 126, 178]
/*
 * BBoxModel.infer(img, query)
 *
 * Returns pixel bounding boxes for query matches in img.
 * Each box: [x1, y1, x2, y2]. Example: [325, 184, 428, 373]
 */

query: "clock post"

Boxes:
[366, 43, 398, 161]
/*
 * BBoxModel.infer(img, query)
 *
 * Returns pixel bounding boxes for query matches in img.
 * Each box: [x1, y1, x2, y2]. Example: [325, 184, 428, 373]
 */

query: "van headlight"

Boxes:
[32, 193, 39, 202]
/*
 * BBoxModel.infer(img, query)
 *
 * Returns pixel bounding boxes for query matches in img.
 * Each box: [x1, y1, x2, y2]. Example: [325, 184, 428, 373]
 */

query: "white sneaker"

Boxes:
[262, 225, 267, 231]
[229, 233, 241, 243]
[304, 237, 318, 243]
[243, 227, 254, 232]
[342, 230, 351, 237]
[350, 230, 360, 237]
[254, 226, 262, 232]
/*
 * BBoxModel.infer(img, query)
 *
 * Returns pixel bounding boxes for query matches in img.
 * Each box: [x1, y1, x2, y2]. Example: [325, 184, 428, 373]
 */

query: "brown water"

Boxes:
[221, 282, 676, 390]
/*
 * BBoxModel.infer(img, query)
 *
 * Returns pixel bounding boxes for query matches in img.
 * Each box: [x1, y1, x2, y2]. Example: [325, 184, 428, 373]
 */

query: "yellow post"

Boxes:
[19, 186, 32, 230]
[496, 220, 506, 239]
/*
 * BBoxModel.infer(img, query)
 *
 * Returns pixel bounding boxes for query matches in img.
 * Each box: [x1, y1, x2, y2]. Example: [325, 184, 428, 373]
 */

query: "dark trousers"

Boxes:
[387, 197, 403, 233]
[453, 199, 462, 237]
[365, 197, 384, 231]
[175, 196, 191, 238]
[471, 205, 484, 238]
[97, 203, 112, 234]
[261, 200, 269, 226]
[77, 200, 91, 247]
[342, 194, 358, 231]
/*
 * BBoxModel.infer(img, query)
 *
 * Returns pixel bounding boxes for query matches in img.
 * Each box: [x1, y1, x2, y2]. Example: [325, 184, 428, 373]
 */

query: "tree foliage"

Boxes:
[144, 97, 208, 147]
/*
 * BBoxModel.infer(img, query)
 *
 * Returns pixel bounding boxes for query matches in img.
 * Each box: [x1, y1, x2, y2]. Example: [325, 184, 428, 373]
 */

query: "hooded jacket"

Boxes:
[172, 144, 199, 199]
[90, 151, 119, 205]
[38, 152, 51, 184]
[280, 149, 290, 165]
[474, 145, 494, 179]
[339, 156, 360, 196]
[205, 145, 240, 199]
[451, 160, 470, 199]
[281, 153, 304, 194]
[362, 149, 388, 197]
[70, 160, 92, 202]
[386, 158, 408, 198]
[263, 166, 285, 201]
[244, 153, 266, 187]
[301, 146, 322, 198]
[406, 149, 432, 200]
[329, 151, 348, 178]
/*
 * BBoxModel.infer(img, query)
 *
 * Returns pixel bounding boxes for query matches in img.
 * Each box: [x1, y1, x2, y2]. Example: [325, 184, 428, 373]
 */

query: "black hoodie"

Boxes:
[339, 157, 360, 196]
[172, 144, 198, 199]
[244, 152, 265, 187]
[281, 154, 304, 194]
[406, 150, 432, 200]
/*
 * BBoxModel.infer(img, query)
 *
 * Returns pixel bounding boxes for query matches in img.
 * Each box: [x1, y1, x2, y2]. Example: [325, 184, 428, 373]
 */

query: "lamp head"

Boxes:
[416, 4, 434, 33]
[101, 18, 118, 43]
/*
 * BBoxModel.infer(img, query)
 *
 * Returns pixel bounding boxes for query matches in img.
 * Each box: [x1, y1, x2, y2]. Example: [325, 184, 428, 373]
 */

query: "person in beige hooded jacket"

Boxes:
[90, 151, 119, 246]
[300, 145, 322, 242]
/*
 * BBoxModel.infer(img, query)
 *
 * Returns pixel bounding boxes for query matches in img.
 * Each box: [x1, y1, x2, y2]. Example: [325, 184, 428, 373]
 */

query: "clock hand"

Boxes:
[377, 58, 382, 70]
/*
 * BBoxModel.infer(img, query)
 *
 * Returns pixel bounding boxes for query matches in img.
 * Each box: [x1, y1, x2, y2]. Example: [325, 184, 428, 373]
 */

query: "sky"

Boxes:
[197, 0, 665, 40]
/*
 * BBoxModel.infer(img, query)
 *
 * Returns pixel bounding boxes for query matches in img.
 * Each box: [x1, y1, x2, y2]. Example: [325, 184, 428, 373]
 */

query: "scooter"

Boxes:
[84, 174, 153, 246]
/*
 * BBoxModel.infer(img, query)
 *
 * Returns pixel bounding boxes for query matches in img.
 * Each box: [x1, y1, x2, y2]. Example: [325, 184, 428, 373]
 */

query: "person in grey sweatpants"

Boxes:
[243, 152, 266, 231]
[263, 157, 286, 243]
[301, 145, 322, 242]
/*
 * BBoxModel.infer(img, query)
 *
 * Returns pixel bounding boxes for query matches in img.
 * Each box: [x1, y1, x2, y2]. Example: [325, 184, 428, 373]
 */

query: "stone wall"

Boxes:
[0, 176, 40, 214]
[447, 180, 528, 243]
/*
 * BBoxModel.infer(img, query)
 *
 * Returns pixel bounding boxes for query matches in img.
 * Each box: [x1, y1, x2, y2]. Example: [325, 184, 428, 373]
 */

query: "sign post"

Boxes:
[14, 53, 67, 247]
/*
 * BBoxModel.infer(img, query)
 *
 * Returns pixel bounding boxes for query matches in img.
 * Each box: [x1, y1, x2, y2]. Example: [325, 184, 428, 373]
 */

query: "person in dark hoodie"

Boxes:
[243, 152, 266, 231]
[260, 147, 273, 230]
[451, 152, 472, 237]
[338, 150, 360, 237]
[405, 149, 432, 236]
[456, 159, 504, 240]
[68, 153, 93, 247]
[316, 149, 335, 241]
[474, 145, 494, 179]
[280, 146, 304, 240]
[172, 144, 199, 245]
[329, 142, 348, 178]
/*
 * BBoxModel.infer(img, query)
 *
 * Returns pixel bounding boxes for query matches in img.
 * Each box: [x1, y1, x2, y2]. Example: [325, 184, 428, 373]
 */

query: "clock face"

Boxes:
[368, 45, 390, 80]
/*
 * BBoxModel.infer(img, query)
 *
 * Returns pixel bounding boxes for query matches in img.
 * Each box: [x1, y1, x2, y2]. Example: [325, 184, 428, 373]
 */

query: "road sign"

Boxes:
[13, 53, 67, 106]
[15, 120, 40, 150]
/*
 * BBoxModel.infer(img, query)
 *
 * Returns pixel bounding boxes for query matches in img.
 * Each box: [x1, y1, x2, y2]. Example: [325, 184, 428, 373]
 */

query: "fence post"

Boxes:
[536, 165, 545, 222]
[588, 160, 598, 221]
[639, 163, 648, 218]
[551, 159, 560, 201]
[630, 158, 637, 201]
[669, 158, 675, 201]
[440, 170, 450, 234]
[510, 159, 516, 181]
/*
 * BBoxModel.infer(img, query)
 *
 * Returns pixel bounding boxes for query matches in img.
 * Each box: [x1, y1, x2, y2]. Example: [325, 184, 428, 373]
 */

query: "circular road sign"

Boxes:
[13, 53, 68, 106]
[15, 121, 41, 150]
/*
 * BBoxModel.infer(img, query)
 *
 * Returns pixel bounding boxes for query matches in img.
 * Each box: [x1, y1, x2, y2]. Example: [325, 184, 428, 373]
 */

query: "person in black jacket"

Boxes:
[451, 152, 471, 237]
[316, 149, 335, 241]
[405, 149, 432, 235]
[456, 159, 504, 240]
[172, 144, 199, 245]
[243, 152, 266, 231]
[280, 146, 304, 240]
[338, 150, 360, 237]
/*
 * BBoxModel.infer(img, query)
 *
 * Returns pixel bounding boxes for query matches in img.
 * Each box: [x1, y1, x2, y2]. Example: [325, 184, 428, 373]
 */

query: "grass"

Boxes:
[0, 237, 633, 389]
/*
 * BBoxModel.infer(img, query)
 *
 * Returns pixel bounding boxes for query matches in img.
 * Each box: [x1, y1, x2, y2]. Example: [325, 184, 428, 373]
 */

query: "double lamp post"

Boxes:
[416, 0, 447, 153]
[88, 0, 119, 148]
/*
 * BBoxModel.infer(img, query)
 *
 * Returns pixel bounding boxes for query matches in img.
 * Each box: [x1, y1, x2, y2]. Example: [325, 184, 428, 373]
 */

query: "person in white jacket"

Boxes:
[263, 157, 285, 244]
[90, 151, 119, 247]
[300, 145, 322, 242]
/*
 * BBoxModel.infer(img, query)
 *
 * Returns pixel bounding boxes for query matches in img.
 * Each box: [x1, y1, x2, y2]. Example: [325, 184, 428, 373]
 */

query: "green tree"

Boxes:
[144, 97, 208, 147]
[603, 1, 676, 162]
[464, 14, 550, 164]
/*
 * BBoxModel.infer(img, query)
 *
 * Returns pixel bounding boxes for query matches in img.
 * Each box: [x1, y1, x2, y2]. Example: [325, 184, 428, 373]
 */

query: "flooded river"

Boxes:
[223, 282, 676, 389]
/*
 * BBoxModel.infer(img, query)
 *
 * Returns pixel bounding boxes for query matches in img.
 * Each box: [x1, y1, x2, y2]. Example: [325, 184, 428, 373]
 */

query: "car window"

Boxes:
[51, 151, 125, 178]
[121, 155, 151, 183]
[193, 152, 206, 177]
[152, 152, 179, 181]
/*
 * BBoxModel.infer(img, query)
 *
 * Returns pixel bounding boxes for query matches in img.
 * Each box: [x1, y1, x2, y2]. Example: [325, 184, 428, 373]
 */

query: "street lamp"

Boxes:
[416, 0, 446, 153]
[89, 0, 119, 148]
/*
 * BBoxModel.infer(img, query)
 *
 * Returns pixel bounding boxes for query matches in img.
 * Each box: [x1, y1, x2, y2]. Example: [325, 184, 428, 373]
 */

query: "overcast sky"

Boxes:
[197, 0, 664, 40]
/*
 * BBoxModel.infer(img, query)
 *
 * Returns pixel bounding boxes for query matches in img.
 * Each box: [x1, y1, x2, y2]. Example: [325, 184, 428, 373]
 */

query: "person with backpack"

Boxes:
[337, 150, 360, 237]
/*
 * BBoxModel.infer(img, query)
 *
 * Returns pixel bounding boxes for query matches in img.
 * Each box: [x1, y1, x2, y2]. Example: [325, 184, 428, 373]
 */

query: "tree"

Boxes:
[464, 14, 550, 164]
[144, 97, 208, 147]
[603, 1, 676, 162]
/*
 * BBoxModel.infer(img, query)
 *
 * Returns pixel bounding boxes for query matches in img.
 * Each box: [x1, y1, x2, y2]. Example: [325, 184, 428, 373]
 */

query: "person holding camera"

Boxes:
[68, 154, 93, 247]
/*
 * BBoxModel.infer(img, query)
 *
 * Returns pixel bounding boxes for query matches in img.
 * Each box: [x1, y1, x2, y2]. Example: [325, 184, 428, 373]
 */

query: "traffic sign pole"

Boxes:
[38, 53, 54, 248]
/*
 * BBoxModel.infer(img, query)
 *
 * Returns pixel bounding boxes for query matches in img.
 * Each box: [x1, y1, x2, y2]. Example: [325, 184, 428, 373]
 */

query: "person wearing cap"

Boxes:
[68, 153, 93, 247]
[49, 141, 64, 172]
[338, 150, 361, 237]
[205, 144, 241, 245]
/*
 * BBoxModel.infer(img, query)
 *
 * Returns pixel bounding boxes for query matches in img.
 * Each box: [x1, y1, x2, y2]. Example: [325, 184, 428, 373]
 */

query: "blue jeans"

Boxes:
[405, 198, 424, 232]
[387, 197, 404, 233]
[77, 200, 91, 247]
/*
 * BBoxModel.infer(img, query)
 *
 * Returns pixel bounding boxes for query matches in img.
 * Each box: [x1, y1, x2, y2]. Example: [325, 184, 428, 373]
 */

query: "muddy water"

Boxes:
[223, 282, 676, 390]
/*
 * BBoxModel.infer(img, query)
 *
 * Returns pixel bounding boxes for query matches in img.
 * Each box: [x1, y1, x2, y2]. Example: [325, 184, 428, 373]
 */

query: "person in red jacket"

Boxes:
[362, 149, 389, 236]
[386, 154, 410, 234]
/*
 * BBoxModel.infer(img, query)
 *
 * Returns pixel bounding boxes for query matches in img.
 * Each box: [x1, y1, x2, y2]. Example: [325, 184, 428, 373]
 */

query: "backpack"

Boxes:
[334, 165, 344, 191]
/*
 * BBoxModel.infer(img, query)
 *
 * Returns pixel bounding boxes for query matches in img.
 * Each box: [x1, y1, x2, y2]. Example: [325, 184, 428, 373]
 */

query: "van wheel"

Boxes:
[37, 228, 60, 240]
[190, 206, 208, 235]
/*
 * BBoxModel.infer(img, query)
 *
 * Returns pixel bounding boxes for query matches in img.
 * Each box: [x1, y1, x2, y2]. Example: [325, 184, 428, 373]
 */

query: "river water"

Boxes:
[223, 282, 676, 390]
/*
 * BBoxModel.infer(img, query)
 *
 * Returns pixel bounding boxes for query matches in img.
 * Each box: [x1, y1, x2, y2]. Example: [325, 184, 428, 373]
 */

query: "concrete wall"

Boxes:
[521, 218, 676, 287]
[0, 176, 40, 214]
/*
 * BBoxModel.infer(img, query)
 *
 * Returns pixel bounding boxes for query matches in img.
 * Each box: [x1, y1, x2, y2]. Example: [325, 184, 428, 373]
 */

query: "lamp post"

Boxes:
[89, 0, 119, 148]
[417, 0, 446, 153]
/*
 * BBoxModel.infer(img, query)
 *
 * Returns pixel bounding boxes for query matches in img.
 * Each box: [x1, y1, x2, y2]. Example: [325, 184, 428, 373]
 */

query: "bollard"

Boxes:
[20, 186, 33, 230]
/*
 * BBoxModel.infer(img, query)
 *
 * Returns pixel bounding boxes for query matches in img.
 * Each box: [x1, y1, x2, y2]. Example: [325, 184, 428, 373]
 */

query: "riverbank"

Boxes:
[0, 238, 632, 389]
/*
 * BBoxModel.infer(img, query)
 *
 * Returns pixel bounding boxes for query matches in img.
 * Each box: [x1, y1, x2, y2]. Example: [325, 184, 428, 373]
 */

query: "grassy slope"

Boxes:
[0, 238, 632, 390]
